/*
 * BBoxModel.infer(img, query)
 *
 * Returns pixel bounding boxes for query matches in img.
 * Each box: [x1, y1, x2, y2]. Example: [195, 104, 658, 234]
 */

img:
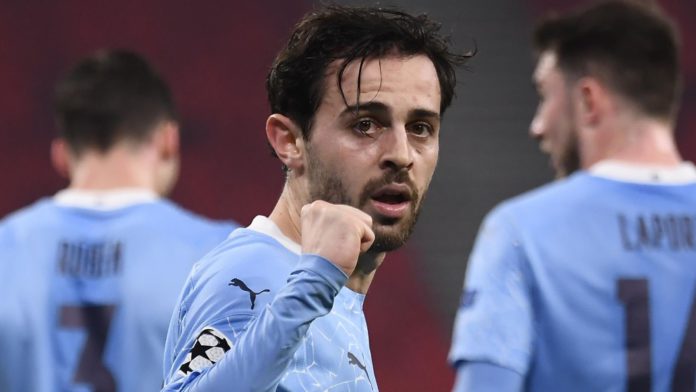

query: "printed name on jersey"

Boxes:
[618, 213, 696, 251]
[178, 327, 232, 376]
[58, 240, 123, 278]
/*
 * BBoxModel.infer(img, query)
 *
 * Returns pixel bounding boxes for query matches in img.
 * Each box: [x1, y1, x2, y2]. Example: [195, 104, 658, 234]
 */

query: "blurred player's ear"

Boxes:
[151, 121, 181, 196]
[154, 121, 180, 161]
[50, 138, 71, 179]
[576, 77, 606, 129]
[266, 114, 305, 172]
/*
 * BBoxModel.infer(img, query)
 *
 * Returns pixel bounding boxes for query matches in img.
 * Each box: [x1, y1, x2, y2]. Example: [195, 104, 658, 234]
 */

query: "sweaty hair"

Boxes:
[533, 0, 682, 120]
[54, 50, 177, 155]
[266, 5, 473, 139]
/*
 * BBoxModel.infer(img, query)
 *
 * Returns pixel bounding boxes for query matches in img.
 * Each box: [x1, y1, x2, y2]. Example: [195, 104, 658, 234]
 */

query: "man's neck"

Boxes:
[269, 184, 303, 244]
[583, 115, 682, 168]
[346, 251, 386, 294]
[69, 147, 158, 191]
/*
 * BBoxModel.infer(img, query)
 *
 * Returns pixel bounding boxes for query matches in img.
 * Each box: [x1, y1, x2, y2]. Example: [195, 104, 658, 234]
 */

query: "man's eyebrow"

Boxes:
[340, 101, 390, 117]
[409, 108, 440, 121]
[339, 102, 440, 121]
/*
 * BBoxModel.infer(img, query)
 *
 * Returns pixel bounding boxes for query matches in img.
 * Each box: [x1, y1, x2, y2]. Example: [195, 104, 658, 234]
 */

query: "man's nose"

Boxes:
[529, 113, 545, 141]
[379, 126, 414, 172]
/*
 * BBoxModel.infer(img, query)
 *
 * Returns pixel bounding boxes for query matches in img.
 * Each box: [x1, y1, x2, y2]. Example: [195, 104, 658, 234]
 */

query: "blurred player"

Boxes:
[449, 1, 695, 391]
[162, 5, 471, 391]
[0, 50, 237, 392]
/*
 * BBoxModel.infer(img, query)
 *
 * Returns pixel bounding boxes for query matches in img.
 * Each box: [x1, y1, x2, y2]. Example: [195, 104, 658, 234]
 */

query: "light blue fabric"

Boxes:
[450, 171, 696, 391]
[452, 362, 523, 392]
[0, 198, 236, 392]
[162, 226, 377, 392]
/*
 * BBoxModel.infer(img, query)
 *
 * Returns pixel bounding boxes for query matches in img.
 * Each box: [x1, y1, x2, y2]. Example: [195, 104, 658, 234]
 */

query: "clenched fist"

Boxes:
[300, 200, 375, 276]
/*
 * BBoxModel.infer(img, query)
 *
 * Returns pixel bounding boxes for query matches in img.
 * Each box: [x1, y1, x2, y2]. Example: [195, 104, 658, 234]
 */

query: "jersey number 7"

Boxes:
[60, 305, 116, 392]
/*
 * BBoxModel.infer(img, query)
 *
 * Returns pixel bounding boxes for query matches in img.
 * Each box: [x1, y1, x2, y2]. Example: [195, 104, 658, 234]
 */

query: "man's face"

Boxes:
[304, 54, 441, 252]
[530, 51, 580, 177]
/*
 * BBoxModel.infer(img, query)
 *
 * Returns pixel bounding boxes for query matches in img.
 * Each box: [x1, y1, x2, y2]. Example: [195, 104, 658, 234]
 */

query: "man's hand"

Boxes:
[300, 200, 375, 276]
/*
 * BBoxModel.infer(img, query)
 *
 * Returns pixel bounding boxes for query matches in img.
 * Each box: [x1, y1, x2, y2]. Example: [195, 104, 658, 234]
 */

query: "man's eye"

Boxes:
[353, 119, 379, 136]
[409, 122, 434, 137]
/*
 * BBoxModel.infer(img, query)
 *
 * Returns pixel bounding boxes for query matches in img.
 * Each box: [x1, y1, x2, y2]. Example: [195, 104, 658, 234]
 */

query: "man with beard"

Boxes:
[162, 5, 470, 392]
[449, 1, 696, 391]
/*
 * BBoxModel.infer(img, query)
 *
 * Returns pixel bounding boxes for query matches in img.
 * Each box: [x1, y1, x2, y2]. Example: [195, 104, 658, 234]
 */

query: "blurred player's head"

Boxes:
[531, 0, 681, 177]
[53, 49, 180, 195]
[265, 5, 471, 251]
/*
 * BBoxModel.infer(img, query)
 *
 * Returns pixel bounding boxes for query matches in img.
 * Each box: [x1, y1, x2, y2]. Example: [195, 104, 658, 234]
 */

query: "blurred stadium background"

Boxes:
[1, 0, 693, 390]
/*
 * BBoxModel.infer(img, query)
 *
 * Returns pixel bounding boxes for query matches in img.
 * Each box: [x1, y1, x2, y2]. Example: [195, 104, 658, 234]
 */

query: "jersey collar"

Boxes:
[54, 188, 159, 210]
[589, 160, 696, 185]
[248, 216, 365, 303]
[247, 215, 301, 255]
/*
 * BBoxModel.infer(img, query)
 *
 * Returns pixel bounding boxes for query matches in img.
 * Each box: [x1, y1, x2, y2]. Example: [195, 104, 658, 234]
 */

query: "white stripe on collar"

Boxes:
[54, 188, 159, 210]
[589, 160, 696, 185]
[247, 215, 301, 255]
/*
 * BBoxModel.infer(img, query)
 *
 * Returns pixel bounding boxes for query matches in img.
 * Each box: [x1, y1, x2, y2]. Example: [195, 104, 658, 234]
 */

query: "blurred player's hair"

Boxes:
[54, 50, 177, 156]
[266, 4, 473, 140]
[533, 0, 682, 121]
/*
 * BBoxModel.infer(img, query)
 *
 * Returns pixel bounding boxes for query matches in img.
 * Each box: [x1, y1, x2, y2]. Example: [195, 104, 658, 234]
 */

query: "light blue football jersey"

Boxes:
[162, 216, 377, 392]
[449, 162, 696, 391]
[0, 190, 236, 392]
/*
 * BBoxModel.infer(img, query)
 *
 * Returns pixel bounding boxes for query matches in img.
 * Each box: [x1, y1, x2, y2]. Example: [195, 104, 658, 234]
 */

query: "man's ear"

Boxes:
[266, 114, 305, 172]
[50, 138, 72, 179]
[154, 121, 180, 161]
[575, 77, 608, 129]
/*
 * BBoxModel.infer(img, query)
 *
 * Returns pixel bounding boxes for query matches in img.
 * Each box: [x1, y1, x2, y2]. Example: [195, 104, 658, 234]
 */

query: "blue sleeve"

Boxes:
[452, 362, 524, 392]
[162, 253, 347, 391]
[448, 207, 534, 375]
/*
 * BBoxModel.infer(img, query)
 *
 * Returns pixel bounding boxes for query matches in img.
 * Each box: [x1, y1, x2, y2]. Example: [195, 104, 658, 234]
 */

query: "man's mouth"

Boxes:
[368, 184, 413, 219]
[538, 138, 551, 154]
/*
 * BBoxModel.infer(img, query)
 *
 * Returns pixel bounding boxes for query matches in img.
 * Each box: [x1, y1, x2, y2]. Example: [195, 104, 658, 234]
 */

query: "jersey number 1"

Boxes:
[60, 305, 116, 392]
[618, 279, 696, 392]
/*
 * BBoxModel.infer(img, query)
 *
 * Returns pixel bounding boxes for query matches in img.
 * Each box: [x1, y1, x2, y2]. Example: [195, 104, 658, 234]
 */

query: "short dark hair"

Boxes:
[266, 5, 473, 139]
[533, 0, 681, 120]
[54, 49, 177, 155]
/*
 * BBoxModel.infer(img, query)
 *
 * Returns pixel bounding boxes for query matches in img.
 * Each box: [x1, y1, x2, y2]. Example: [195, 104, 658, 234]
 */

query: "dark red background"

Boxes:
[0, 1, 693, 390]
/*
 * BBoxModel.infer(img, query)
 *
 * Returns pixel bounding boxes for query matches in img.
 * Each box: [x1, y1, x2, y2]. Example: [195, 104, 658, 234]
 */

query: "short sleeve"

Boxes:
[449, 207, 535, 375]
